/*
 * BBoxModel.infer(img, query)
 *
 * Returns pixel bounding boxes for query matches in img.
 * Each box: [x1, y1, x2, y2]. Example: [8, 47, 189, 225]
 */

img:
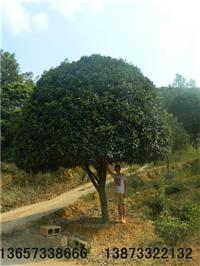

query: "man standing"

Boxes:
[108, 164, 128, 223]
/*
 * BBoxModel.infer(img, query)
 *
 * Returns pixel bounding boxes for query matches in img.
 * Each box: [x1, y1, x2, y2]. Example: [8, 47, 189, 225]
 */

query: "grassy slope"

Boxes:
[1, 146, 198, 212]
[0, 164, 88, 212]
[1, 147, 200, 265]
[25, 148, 199, 266]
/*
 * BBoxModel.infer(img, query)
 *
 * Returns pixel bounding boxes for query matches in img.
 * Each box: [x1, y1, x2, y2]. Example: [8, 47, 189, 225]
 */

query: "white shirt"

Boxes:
[112, 173, 127, 193]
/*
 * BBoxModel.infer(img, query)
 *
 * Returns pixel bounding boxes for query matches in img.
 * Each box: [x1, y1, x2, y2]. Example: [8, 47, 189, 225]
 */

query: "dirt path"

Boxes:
[0, 165, 149, 235]
[0, 179, 107, 234]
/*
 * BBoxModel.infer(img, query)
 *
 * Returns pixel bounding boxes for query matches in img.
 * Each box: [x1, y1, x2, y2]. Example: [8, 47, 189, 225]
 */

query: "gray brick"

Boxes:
[40, 225, 61, 236]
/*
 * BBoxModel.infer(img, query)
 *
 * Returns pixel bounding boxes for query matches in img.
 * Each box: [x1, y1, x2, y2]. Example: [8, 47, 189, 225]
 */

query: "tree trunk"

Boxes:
[96, 160, 110, 223]
[82, 161, 110, 223]
[98, 184, 110, 223]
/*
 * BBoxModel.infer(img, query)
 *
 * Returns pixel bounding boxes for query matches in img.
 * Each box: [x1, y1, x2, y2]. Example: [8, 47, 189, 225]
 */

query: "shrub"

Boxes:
[165, 181, 184, 195]
[146, 193, 165, 217]
[170, 202, 200, 232]
[155, 215, 190, 246]
[129, 174, 145, 190]
[150, 177, 165, 191]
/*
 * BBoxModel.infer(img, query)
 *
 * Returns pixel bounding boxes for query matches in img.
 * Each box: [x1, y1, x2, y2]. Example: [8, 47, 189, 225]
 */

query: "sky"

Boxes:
[1, 0, 200, 87]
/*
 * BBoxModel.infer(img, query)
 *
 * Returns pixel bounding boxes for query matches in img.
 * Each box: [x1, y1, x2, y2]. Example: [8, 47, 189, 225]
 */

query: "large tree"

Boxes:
[0, 50, 33, 160]
[1, 82, 32, 158]
[0, 50, 22, 86]
[158, 74, 198, 110]
[171, 73, 197, 89]
[15, 55, 169, 222]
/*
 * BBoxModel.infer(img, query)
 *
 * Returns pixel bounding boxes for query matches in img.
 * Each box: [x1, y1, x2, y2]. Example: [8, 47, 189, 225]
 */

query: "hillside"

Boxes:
[1, 152, 200, 265]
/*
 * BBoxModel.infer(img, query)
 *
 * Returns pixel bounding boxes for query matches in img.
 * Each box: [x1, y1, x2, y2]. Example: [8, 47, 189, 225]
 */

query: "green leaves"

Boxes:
[1, 82, 32, 160]
[156, 202, 200, 246]
[155, 215, 190, 246]
[158, 74, 200, 150]
[1, 50, 34, 160]
[14, 55, 169, 172]
[169, 89, 200, 149]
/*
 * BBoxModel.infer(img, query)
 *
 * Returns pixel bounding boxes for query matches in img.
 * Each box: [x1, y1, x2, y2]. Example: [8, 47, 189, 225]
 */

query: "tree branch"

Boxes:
[95, 160, 107, 185]
[82, 165, 100, 191]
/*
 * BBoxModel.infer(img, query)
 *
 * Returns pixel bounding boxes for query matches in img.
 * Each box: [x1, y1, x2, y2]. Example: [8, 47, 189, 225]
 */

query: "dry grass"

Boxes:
[1, 163, 87, 212]
[1, 158, 199, 265]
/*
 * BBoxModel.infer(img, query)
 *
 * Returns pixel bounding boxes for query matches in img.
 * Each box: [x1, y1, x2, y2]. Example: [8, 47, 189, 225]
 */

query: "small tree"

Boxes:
[15, 55, 169, 223]
[164, 113, 190, 172]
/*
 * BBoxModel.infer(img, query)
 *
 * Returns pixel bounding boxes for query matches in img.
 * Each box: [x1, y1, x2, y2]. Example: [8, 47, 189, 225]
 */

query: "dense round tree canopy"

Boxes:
[15, 55, 169, 172]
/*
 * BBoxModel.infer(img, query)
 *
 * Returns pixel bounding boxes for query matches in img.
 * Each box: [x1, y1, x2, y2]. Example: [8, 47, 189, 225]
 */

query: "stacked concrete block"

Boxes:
[39, 225, 90, 252]
[40, 225, 61, 236]
[68, 237, 90, 251]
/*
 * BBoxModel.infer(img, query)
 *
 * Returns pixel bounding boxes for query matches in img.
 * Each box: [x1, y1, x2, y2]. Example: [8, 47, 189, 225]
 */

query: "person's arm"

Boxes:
[124, 179, 128, 197]
[107, 164, 114, 175]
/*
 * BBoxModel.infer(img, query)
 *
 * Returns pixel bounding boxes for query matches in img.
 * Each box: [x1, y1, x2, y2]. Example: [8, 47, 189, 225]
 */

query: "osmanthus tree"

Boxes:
[15, 55, 169, 223]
